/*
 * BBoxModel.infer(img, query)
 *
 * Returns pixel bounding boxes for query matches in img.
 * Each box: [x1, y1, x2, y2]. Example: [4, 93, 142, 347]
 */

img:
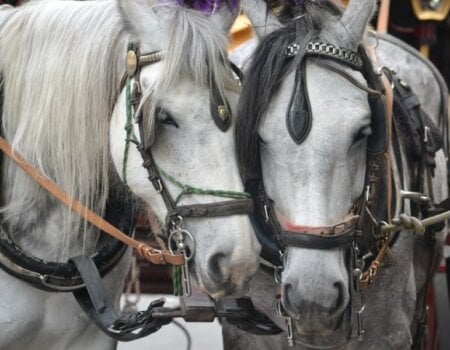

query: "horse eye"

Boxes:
[156, 108, 179, 128]
[353, 126, 372, 143]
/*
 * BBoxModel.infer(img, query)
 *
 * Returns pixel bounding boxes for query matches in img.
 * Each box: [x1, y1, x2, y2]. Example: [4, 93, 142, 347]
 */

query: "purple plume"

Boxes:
[295, 0, 305, 6]
[177, 0, 239, 15]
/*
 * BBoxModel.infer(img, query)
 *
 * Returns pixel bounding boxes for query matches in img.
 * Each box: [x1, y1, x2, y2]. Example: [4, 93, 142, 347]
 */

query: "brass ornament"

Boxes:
[126, 50, 138, 77]
[217, 105, 229, 121]
[411, 0, 450, 21]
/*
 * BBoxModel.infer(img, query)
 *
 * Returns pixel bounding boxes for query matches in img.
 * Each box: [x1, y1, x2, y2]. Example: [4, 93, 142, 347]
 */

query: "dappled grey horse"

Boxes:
[225, 0, 448, 348]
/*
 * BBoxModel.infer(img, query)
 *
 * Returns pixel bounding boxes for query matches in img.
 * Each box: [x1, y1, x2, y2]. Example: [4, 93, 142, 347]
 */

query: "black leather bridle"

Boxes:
[123, 43, 254, 241]
[247, 42, 389, 267]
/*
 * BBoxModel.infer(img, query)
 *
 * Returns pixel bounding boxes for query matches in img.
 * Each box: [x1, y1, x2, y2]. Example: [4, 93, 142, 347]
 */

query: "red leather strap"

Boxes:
[274, 207, 360, 236]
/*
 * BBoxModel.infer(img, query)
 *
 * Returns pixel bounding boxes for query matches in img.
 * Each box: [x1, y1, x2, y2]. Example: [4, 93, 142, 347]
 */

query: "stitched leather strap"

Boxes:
[0, 137, 185, 266]
[171, 199, 253, 218]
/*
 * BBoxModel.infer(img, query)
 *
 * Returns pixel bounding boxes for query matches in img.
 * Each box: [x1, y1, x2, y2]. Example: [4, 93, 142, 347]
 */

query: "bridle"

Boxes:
[245, 37, 450, 347]
[244, 40, 397, 346]
[247, 41, 389, 264]
[122, 43, 254, 296]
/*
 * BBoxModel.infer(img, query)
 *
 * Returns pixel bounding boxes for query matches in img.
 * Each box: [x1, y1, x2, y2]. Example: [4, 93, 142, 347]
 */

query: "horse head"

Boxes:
[111, 0, 261, 298]
[240, 0, 380, 339]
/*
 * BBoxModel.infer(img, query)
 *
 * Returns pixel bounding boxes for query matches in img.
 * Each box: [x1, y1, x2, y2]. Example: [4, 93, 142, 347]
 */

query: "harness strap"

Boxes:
[71, 255, 171, 341]
[275, 209, 360, 236]
[356, 55, 395, 289]
[0, 137, 185, 266]
[170, 199, 253, 218]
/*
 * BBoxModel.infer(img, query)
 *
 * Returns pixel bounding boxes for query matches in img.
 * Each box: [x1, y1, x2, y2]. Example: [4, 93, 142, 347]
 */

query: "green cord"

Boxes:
[173, 266, 182, 296]
[156, 166, 251, 204]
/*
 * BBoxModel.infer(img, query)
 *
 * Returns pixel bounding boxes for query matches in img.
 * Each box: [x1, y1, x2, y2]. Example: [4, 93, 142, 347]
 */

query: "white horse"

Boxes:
[224, 0, 448, 348]
[0, 0, 260, 349]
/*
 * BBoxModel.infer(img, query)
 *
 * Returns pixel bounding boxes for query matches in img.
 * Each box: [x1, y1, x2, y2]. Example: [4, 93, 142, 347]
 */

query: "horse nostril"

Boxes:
[331, 280, 348, 318]
[282, 283, 300, 320]
[207, 252, 229, 281]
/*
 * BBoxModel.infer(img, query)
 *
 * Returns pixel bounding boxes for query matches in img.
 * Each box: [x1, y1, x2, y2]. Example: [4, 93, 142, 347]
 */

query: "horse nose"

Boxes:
[282, 273, 349, 331]
[207, 251, 230, 282]
[282, 249, 350, 332]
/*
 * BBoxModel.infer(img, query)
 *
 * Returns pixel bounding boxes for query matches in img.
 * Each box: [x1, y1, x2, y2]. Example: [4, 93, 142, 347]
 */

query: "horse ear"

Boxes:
[117, 0, 170, 47]
[242, 0, 282, 39]
[321, 0, 376, 49]
[209, 2, 241, 34]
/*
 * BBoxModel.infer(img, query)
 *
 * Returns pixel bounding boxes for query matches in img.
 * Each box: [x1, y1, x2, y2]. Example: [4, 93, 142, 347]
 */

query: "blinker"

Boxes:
[210, 79, 232, 131]
[286, 64, 312, 144]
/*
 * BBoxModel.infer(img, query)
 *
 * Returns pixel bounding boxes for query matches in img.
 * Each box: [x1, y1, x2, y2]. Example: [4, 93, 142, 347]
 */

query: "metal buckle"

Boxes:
[263, 204, 270, 223]
[154, 179, 163, 193]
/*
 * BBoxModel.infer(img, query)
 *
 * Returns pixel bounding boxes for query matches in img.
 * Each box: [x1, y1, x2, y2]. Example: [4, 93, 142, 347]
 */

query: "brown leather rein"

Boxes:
[0, 137, 185, 266]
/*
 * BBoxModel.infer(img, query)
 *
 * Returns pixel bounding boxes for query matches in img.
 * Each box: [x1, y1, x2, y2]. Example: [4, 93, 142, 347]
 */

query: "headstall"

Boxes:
[122, 42, 253, 296]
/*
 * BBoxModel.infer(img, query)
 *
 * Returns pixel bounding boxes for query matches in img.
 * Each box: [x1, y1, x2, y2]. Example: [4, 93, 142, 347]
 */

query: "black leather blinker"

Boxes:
[210, 78, 232, 132]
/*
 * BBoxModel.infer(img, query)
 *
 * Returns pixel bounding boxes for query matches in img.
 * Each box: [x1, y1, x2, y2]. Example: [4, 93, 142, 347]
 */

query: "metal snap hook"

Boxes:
[274, 266, 283, 285]
[170, 215, 183, 229]
[155, 179, 163, 193]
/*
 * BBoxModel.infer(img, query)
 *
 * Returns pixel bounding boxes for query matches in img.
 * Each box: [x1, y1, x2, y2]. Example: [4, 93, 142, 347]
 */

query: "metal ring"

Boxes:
[168, 229, 196, 261]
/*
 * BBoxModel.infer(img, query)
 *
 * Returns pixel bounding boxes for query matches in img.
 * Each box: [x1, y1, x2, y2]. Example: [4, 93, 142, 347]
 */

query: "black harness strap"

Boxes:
[71, 255, 171, 341]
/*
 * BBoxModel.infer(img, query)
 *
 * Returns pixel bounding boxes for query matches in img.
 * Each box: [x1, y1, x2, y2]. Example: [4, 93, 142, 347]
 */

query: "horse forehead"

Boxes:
[306, 63, 370, 116]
